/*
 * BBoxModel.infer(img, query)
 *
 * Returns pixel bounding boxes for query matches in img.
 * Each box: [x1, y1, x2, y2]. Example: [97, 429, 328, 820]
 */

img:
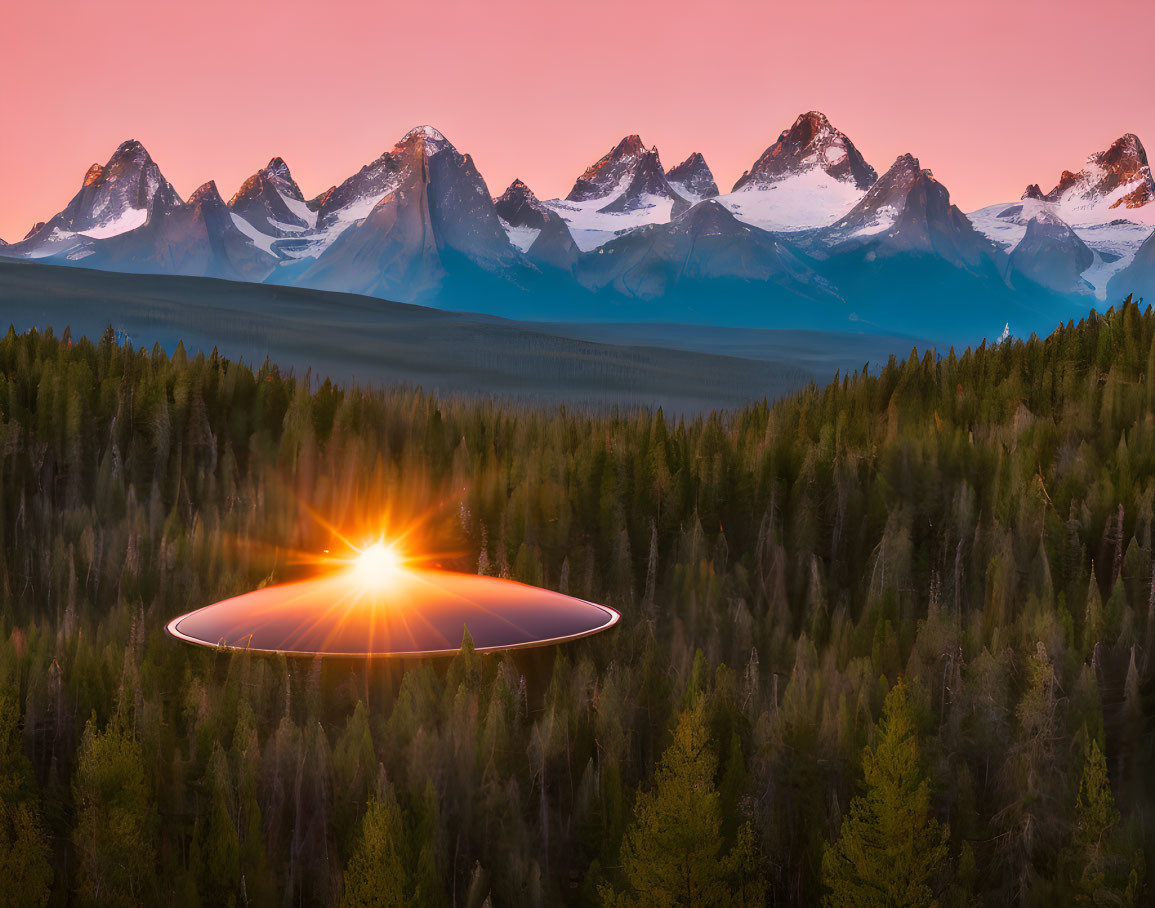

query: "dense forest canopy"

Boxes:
[0, 301, 1153, 905]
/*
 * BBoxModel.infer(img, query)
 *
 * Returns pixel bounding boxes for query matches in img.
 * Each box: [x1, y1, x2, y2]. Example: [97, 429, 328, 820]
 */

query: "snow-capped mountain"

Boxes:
[717, 112, 877, 232]
[734, 111, 876, 191]
[228, 157, 317, 251]
[88, 180, 278, 282]
[809, 155, 1038, 339]
[0, 140, 275, 280]
[543, 136, 692, 251]
[666, 153, 719, 203]
[2, 120, 1151, 341]
[285, 126, 521, 302]
[6, 139, 183, 261]
[1023, 134, 1155, 224]
[969, 135, 1155, 300]
[820, 154, 994, 269]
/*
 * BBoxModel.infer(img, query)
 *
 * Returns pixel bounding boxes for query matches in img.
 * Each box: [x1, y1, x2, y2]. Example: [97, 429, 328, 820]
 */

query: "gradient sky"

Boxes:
[2, 0, 1152, 242]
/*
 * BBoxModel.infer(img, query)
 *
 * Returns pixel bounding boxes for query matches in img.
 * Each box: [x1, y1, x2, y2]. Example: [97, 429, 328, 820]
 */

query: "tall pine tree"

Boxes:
[822, 679, 949, 907]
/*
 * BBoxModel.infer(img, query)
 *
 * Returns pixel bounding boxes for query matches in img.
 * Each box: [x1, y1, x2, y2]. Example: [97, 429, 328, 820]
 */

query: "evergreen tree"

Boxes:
[601, 700, 765, 906]
[0, 694, 52, 908]
[195, 744, 241, 906]
[341, 771, 409, 908]
[822, 679, 948, 907]
[1062, 739, 1144, 904]
[71, 714, 157, 907]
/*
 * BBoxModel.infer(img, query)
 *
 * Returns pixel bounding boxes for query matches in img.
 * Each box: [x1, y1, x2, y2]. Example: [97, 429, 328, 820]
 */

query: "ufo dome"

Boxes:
[165, 568, 620, 657]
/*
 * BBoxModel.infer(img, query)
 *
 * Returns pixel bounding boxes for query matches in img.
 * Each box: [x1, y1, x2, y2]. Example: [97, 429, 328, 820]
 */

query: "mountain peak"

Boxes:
[108, 139, 153, 164]
[1024, 132, 1154, 214]
[827, 153, 930, 236]
[228, 155, 315, 236]
[597, 145, 682, 214]
[403, 125, 448, 143]
[566, 134, 658, 202]
[826, 152, 995, 270]
[666, 152, 719, 201]
[733, 111, 877, 192]
[495, 178, 550, 229]
[258, 156, 304, 201]
[890, 153, 923, 175]
[189, 181, 226, 208]
[265, 156, 293, 182]
[1107, 133, 1147, 162]
[789, 110, 834, 140]
[613, 135, 647, 157]
[6, 137, 184, 245]
[396, 125, 453, 157]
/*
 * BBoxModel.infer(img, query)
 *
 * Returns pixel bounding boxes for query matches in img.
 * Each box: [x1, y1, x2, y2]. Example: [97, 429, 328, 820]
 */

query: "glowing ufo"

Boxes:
[165, 544, 620, 657]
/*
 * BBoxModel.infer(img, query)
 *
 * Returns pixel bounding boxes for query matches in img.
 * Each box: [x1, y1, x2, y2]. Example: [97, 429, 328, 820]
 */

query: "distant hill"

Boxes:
[0, 258, 824, 414]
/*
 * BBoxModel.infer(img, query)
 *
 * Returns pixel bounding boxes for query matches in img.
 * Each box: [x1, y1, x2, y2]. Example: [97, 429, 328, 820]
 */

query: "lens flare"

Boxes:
[349, 542, 404, 589]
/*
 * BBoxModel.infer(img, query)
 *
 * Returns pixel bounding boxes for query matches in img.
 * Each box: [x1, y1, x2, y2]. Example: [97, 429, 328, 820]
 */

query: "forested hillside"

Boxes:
[0, 302, 1153, 905]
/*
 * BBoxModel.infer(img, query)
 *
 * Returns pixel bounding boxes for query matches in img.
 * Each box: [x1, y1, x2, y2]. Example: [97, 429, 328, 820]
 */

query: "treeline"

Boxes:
[0, 300, 1153, 905]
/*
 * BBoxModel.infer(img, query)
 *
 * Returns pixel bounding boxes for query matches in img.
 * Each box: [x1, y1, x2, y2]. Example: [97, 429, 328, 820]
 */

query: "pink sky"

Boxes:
[2, 0, 1152, 242]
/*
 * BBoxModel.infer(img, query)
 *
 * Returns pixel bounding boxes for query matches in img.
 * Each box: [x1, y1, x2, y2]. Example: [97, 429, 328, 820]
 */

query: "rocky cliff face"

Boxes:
[229, 157, 316, 240]
[494, 179, 552, 230]
[666, 152, 719, 202]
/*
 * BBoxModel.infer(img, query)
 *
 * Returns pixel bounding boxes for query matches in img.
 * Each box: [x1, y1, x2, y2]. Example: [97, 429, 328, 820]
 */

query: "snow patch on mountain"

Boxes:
[499, 219, 541, 252]
[230, 213, 278, 254]
[544, 191, 682, 252]
[279, 192, 317, 228]
[78, 207, 149, 239]
[716, 169, 868, 233]
[846, 203, 899, 238]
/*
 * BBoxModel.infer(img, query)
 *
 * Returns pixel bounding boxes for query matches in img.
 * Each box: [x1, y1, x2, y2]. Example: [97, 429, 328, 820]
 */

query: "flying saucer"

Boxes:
[165, 561, 620, 657]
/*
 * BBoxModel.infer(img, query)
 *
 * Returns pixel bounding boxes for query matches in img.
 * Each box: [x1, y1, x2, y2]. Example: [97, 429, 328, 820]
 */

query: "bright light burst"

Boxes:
[282, 501, 460, 584]
[349, 541, 404, 589]
[167, 483, 623, 657]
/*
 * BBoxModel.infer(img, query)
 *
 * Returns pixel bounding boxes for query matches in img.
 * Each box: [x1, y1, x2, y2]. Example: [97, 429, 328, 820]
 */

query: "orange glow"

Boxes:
[166, 568, 620, 657]
[280, 493, 464, 580]
[348, 542, 404, 589]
